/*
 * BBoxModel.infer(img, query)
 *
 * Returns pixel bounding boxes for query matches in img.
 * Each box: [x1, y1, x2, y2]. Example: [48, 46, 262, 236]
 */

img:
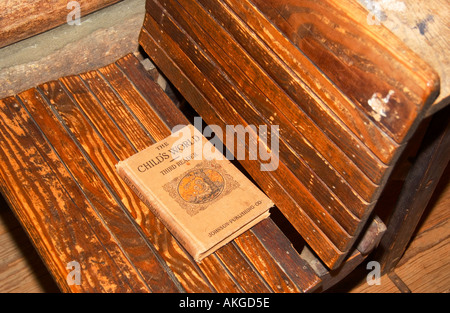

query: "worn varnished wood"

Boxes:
[3, 171, 448, 293]
[149, 0, 367, 236]
[142, 8, 356, 254]
[251, 218, 320, 292]
[234, 230, 300, 292]
[301, 215, 386, 291]
[139, 26, 346, 268]
[0, 0, 121, 48]
[139, 0, 439, 269]
[113, 56, 322, 292]
[112, 55, 319, 292]
[193, 0, 389, 184]
[0, 54, 321, 292]
[20, 86, 181, 292]
[116, 55, 321, 292]
[49, 63, 254, 293]
[226, 0, 395, 164]
[0, 95, 168, 292]
[52, 73, 216, 293]
[140, 4, 354, 267]
[251, 0, 439, 142]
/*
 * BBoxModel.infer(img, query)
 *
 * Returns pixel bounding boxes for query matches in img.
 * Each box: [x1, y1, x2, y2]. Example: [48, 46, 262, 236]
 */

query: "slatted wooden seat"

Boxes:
[138, 0, 439, 270]
[0, 53, 330, 292]
[0, 0, 443, 294]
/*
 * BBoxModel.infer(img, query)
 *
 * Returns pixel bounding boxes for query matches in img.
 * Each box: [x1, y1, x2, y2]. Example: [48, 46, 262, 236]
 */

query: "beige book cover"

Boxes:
[116, 124, 272, 261]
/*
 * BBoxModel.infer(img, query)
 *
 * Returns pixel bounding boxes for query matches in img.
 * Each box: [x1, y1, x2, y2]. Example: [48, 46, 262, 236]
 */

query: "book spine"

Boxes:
[116, 162, 202, 261]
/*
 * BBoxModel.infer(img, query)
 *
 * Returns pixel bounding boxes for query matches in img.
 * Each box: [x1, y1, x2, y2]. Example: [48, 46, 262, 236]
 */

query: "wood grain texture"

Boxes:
[392, 172, 450, 292]
[192, 0, 390, 183]
[117, 57, 319, 292]
[251, 0, 439, 143]
[61, 64, 230, 293]
[0, 198, 60, 293]
[251, 218, 321, 292]
[0, 53, 321, 292]
[113, 56, 318, 292]
[0, 95, 160, 292]
[150, 0, 370, 229]
[3, 168, 448, 292]
[343, 170, 450, 293]
[139, 0, 439, 269]
[0, 0, 121, 48]
[140, 5, 357, 267]
[142, 8, 355, 254]
[139, 27, 346, 268]
[301, 215, 386, 291]
[52, 74, 212, 293]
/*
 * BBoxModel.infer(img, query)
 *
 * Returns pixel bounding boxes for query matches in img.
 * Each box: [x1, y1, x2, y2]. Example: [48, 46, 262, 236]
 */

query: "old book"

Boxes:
[116, 124, 272, 261]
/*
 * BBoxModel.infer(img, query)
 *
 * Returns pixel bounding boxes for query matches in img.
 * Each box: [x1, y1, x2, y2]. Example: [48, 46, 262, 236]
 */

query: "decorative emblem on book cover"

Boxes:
[163, 161, 240, 216]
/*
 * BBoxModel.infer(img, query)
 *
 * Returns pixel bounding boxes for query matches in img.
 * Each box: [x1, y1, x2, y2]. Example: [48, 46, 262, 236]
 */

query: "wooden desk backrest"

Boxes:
[138, 0, 439, 269]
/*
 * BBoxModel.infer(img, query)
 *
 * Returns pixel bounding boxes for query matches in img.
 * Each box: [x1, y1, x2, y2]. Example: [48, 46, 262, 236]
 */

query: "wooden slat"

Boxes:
[0, 0, 121, 48]
[222, 0, 398, 166]
[234, 231, 300, 292]
[151, 0, 366, 231]
[214, 243, 272, 293]
[193, 0, 388, 185]
[46, 74, 212, 292]
[251, 218, 321, 292]
[79, 69, 156, 151]
[139, 0, 439, 269]
[97, 57, 273, 292]
[113, 55, 319, 291]
[250, 0, 439, 143]
[87, 61, 243, 292]
[0, 95, 160, 292]
[139, 27, 346, 268]
[142, 8, 357, 253]
[161, 0, 376, 208]
[0, 53, 322, 291]
[95, 64, 173, 142]
[114, 55, 190, 132]
[21, 86, 183, 292]
[141, 6, 359, 260]
[301, 215, 386, 291]
[60, 54, 318, 291]
[114, 55, 322, 292]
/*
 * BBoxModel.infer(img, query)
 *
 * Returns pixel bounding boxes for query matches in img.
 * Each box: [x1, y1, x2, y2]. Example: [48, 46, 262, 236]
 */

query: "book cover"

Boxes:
[116, 124, 272, 261]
